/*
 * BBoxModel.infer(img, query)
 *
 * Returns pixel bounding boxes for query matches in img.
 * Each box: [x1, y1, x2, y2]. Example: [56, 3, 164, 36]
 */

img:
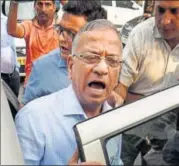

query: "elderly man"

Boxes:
[22, 0, 107, 105]
[7, 0, 59, 84]
[113, 0, 179, 104]
[16, 19, 123, 165]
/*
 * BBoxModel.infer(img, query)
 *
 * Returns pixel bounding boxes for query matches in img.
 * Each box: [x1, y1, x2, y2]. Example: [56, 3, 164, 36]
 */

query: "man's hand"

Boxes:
[143, 13, 152, 18]
[19, 103, 24, 110]
[68, 149, 103, 165]
[107, 91, 124, 108]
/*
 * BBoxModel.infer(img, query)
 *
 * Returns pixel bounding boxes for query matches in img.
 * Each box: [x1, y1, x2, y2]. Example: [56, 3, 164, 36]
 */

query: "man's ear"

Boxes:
[67, 55, 73, 80]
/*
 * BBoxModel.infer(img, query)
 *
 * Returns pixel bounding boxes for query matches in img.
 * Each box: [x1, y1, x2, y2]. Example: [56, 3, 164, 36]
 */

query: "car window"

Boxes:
[74, 85, 179, 165]
[101, 0, 112, 6]
[4, 1, 34, 20]
[105, 108, 179, 165]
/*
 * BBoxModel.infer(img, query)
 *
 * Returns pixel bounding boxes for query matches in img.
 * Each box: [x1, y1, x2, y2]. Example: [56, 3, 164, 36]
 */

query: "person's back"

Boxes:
[22, 0, 107, 105]
[7, 0, 59, 84]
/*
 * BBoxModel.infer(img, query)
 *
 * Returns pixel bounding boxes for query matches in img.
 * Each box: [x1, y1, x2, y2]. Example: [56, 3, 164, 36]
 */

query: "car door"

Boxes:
[74, 85, 179, 165]
[1, 79, 24, 165]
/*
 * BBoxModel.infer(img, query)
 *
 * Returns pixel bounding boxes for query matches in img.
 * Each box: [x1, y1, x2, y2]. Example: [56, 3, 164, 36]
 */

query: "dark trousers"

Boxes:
[1, 69, 20, 97]
[1, 69, 20, 120]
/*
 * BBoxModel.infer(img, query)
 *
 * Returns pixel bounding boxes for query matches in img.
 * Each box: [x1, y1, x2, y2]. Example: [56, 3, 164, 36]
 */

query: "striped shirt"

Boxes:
[120, 17, 179, 95]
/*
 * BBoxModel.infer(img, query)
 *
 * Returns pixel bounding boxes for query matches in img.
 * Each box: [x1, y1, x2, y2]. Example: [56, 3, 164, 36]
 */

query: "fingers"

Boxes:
[80, 161, 103, 165]
[68, 149, 103, 165]
[68, 149, 79, 165]
[107, 91, 124, 108]
[114, 93, 124, 107]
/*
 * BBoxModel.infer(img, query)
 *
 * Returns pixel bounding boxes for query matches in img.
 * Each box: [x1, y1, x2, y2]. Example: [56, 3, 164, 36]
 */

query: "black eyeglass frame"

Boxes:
[54, 24, 76, 41]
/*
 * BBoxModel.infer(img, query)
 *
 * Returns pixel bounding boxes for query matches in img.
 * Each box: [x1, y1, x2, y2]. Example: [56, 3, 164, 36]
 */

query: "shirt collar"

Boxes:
[58, 50, 67, 68]
[62, 85, 111, 119]
[153, 25, 163, 39]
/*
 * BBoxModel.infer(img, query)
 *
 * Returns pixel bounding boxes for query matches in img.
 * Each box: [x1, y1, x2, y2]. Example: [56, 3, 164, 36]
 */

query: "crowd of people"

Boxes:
[1, 0, 179, 165]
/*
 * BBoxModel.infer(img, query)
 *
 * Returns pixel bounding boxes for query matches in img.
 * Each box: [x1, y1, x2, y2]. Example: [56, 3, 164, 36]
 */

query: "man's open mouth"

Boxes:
[88, 81, 106, 90]
[61, 46, 68, 51]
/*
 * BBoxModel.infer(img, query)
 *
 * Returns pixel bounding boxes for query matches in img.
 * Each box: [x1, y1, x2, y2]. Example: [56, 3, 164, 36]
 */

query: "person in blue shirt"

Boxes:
[16, 19, 123, 165]
[22, 0, 107, 105]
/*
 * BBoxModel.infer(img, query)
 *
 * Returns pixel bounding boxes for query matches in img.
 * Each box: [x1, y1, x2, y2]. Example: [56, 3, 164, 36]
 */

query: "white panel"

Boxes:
[1, 80, 24, 165]
[83, 140, 106, 165]
[76, 85, 179, 145]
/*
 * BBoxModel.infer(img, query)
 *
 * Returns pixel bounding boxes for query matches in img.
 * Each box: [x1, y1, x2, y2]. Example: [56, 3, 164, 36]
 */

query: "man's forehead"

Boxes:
[35, 0, 54, 4]
[155, 0, 179, 8]
[78, 29, 120, 45]
[57, 13, 87, 32]
[76, 29, 122, 55]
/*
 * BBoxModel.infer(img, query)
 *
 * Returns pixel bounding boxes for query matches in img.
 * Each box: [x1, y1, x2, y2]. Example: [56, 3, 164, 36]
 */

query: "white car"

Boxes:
[101, 0, 144, 30]
[1, 79, 24, 165]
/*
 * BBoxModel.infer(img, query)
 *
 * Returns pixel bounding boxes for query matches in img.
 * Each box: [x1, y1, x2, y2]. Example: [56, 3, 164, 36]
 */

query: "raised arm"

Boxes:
[7, 1, 25, 38]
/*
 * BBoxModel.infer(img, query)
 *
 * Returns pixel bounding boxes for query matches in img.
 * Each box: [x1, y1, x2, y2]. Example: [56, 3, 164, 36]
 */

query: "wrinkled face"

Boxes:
[155, 0, 179, 40]
[34, 0, 56, 22]
[68, 29, 122, 106]
[57, 13, 87, 60]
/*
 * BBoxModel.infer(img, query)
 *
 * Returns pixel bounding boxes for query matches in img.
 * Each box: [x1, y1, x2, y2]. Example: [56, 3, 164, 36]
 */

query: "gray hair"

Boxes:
[72, 19, 122, 55]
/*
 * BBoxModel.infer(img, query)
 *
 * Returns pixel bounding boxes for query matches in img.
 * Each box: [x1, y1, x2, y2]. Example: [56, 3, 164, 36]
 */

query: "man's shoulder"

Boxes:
[33, 48, 60, 68]
[17, 87, 67, 119]
[130, 17, 155, 36]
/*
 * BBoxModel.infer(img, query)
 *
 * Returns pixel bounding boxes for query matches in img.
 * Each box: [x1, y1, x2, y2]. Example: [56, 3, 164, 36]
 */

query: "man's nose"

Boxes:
[41, 4, 47, 12]
[161, 11, 173, 26]
[93, 58, 108, 76]
[59, 32, 65, 43]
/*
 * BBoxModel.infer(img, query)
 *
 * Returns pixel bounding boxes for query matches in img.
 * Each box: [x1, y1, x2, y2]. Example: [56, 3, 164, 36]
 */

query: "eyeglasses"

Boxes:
[74, 53, 123, 68]
[54, 25, 76, 41]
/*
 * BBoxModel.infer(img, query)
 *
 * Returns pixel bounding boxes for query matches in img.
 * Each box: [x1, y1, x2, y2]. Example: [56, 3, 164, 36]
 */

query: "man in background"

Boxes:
[22, 0, 107, 105]
[115, 0, 179, 104]
[7, 0, 59, 84]
[1, 4, 20, 119]
[1, 12, 20, 97]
